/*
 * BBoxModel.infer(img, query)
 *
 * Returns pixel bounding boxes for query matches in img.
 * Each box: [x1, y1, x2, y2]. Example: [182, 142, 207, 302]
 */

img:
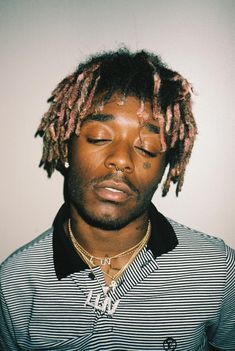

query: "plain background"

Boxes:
[0, 0, 235, 262]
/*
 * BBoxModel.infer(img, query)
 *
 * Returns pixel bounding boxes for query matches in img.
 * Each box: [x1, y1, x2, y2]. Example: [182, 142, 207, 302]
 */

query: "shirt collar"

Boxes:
[53, 203, 178, 280]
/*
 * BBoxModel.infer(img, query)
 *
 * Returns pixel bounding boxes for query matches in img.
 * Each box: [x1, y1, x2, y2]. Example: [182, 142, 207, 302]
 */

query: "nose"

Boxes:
[104, 142, 134, 174]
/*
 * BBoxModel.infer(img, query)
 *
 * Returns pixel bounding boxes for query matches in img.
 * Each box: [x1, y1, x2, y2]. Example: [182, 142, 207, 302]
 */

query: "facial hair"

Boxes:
[66, 169, 159, 231]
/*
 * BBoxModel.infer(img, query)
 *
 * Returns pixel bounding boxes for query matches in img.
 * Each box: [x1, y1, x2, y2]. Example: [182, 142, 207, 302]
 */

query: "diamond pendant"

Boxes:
[84, 289, 120, 316]
[102, 280, 117, 294]
[102, 286, 109, 294]
[110, 280, 117, 291]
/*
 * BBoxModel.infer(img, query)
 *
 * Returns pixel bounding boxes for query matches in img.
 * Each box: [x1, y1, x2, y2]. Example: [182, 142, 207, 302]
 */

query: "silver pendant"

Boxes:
[102, 286, 110, 295]
[102, 281, 117, 294]
[84, 289, 120, 316]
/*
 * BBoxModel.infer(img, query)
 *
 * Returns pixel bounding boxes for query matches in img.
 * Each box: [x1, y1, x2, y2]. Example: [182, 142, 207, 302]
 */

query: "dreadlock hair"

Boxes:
[36, 48, 197, 196]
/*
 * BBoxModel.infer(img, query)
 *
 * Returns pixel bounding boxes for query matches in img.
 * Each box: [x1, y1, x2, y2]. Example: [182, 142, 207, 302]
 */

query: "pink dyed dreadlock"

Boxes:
[36, 49, 197, 196]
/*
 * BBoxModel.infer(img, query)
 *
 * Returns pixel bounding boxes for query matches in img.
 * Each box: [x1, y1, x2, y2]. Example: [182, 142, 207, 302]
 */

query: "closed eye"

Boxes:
[87, 137, 111, 145]
[135, 146, 157, 158]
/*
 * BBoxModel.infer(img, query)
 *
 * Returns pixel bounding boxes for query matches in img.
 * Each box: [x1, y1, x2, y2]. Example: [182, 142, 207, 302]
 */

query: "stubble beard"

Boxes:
[66, 170, 158, 231]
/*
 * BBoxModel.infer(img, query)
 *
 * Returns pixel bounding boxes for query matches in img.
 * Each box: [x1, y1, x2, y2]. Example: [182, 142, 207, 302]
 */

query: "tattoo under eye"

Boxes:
[143, 162, 151, 169]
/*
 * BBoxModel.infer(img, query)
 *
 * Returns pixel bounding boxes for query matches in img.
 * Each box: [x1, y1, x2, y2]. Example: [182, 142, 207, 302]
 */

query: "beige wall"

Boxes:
[1, 0, 235, 262]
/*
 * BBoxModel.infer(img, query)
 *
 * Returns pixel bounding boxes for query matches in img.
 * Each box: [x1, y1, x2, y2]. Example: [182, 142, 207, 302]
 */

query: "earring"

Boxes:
[64, 161, 70, 168]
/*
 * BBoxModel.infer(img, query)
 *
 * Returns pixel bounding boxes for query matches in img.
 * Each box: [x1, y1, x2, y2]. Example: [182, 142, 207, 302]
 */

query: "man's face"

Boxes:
[67, 95, 166, 230]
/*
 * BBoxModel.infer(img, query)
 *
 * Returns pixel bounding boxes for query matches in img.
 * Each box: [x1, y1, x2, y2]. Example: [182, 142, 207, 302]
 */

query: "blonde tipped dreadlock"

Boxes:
[36, 64, 101, 176]
[36, 48, 197, 196]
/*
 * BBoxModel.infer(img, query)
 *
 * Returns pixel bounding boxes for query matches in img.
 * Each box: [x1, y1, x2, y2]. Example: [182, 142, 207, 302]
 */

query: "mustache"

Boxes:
[90, 173, 139, 195]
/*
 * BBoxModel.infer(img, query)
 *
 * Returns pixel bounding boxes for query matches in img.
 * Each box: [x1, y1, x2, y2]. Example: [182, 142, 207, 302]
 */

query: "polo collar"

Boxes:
[53, 203, 178, 280]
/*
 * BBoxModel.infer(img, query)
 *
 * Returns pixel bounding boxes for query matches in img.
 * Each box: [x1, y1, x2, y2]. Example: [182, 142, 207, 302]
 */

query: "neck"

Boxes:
[65, 204, 150, 257]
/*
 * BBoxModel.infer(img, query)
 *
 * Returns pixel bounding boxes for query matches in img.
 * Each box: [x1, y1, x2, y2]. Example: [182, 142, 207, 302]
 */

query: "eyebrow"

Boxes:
[81, 114, 114, 125]
[81, 113, 160, 134]
[143, 122, 160, 134]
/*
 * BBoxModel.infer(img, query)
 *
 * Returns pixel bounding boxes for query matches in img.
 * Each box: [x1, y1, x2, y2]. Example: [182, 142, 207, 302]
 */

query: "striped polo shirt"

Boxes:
[0, 203, 235, 350]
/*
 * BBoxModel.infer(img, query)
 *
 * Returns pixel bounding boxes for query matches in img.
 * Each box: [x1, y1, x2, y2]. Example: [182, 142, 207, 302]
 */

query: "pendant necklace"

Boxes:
[68, 218, 149, 266]
[68, 219, 151, 316]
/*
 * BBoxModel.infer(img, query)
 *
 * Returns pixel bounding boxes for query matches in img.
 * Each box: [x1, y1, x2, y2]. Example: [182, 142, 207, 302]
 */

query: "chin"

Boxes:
[88, 218, 127, 231]
[81, 211, 132, 230]
[77, 203, 147, 231]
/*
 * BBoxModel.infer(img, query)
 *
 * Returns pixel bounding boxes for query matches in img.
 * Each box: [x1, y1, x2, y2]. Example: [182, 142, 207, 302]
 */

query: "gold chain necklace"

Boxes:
[68, 219, 151, 284]
[68, 218, 150, 266]
[108, 226, 151, 282]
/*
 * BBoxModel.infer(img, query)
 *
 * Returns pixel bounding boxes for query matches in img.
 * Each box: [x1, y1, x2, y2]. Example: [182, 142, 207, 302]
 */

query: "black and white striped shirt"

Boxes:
[1, 204, 235, 350]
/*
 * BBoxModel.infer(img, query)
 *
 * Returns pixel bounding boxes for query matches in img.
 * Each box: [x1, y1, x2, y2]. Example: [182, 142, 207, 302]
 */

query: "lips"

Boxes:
[93, 180, 134, 202]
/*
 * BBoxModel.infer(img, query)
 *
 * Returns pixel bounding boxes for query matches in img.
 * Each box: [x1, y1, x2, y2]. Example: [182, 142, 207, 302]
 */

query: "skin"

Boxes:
[66, 95, 166, 283]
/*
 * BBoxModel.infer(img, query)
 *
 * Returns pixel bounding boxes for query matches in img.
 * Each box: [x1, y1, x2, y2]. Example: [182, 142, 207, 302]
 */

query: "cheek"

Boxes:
[141, 155, 166, 177]
[70, 148, 103, 184]
[70, 140, 103, 176]
[136, 157, 166, 194]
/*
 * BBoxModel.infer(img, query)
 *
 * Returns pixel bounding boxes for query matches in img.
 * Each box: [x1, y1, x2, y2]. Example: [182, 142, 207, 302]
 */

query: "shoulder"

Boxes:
[168, 218, 235, 268]
[0, 228, 54, 283]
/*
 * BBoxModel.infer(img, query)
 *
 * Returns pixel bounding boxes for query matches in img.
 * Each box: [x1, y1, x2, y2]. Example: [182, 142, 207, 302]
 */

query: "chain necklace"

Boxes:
[68, 220, 151, 317]
[107, 225, 151, 282]
[68, 218, 150, 266]
[68, 219, 151, 284]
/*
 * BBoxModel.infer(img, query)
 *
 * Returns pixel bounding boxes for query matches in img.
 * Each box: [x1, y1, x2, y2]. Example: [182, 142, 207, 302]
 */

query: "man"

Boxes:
[0, 49, 234, 350]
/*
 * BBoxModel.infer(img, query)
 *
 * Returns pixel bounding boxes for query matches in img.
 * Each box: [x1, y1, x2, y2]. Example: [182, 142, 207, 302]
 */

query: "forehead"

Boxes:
[83, 95, 159, 130]
[101, 95, 152, 118]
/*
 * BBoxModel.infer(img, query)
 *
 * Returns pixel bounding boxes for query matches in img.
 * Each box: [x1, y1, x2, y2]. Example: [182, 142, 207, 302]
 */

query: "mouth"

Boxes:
[93, 180, 134, 203]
